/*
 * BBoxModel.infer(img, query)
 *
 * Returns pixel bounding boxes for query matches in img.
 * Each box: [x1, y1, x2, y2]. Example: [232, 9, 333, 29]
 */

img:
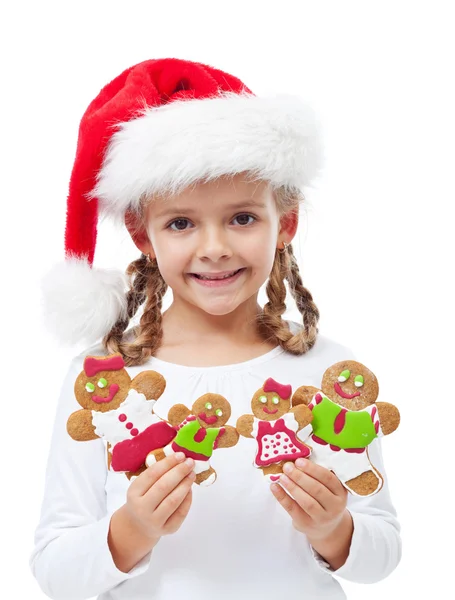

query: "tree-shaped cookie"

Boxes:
[145, 394, 239, 486]
[236, 377, 313, 483]
[293, 360, 400, 496]
[67, 353, 177, 479]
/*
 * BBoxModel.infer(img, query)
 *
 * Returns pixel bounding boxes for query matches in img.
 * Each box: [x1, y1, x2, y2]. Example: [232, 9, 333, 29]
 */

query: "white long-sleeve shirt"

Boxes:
[29, 321, 401, 600]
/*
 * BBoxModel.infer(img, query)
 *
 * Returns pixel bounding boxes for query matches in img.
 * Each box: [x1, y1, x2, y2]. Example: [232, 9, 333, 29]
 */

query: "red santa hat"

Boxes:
[42, 57, 325, 346]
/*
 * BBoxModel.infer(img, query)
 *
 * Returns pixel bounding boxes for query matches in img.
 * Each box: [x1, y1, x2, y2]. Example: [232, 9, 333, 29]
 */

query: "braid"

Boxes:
[256, 243, 319, 355]
[103, 254, 168, 367]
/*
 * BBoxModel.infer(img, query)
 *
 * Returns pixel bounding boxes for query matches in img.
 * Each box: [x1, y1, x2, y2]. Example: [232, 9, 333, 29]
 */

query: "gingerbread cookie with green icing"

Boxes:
[67, 353, 177, 480]
[293, 360, 400, 496]
[236, 377, 313, 483]
[145, 394, 239, 486]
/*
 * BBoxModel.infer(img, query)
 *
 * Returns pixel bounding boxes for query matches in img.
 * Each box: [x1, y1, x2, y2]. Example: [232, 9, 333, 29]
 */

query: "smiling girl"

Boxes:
[30, 58, 401, 600]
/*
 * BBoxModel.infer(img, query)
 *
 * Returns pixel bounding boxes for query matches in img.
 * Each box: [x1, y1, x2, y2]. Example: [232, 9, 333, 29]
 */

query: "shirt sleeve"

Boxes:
[310, 436, 402, 583]
[29, 356, 154, 600]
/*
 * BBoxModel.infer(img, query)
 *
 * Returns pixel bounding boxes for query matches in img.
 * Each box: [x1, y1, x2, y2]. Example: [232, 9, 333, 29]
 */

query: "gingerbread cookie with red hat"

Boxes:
[292, 360, 400, 496]
[146, 394, 239, 486]
[67, 353, 176, 479]
[236, 378, 313, 483]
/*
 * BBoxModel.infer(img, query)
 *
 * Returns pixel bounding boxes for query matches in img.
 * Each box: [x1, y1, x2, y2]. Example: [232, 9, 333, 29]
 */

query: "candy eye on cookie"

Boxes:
[354, 374, 364, 387]
[205, 402, 213, 410]
[259, 395, 267, 404]
[85, 382, 95, 393]
[338, 369, 351, 382]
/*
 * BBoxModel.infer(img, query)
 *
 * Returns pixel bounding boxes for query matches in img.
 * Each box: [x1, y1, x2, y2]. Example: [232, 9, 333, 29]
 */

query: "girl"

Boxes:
[30, 58, 401, 600]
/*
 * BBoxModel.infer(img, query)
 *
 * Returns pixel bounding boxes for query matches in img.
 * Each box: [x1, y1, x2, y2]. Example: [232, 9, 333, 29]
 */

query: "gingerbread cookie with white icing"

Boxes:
[293, 360, 400, 496]
[146, 394, 239, 486]
[67, 353, 177, 479]
[236, 378, 313, 483]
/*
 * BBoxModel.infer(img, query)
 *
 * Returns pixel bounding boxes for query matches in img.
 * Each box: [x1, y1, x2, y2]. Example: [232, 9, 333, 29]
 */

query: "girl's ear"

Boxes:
[278, 207, 299, 243]
[124, 210, 154, 256]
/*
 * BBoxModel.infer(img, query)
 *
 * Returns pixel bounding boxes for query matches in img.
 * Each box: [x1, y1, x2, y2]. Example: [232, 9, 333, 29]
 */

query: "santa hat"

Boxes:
[42, 57, 325, 346]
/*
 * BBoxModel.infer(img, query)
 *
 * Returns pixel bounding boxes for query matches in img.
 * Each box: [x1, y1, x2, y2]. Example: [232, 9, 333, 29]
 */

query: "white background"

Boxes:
[1, 1, 454, 598]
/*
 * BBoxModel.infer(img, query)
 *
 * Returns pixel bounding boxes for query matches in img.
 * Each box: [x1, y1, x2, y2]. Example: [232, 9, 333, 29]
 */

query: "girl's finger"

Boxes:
[284, 463, 334, 511]
[153, 471, 196, 525]
[270, 483, 311, 528]
[143, 458, 195, 511]
[163, 487, 193, 533]
[295, 459, 345, 497]
[279, 473, 324, 520]
[132, 452, 187, 496]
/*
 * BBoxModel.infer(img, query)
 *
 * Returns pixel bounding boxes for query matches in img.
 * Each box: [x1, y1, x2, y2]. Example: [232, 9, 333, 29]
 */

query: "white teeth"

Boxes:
[197, 270, 240, 280]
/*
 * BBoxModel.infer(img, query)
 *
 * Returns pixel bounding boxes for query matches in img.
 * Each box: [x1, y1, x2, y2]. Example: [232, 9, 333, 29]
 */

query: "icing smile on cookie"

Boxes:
[262, 406, 279, 415]
[92, 384, 120, 403]
[198, 412, 218, 425]
[334, 382, 361, 399]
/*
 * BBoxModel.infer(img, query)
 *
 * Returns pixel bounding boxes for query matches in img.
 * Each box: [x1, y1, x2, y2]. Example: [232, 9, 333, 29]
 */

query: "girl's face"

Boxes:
[133, 174, 295, 317]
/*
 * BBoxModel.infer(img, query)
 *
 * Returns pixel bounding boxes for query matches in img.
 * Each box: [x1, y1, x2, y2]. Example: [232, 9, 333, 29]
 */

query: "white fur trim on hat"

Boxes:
[41, 255, 128, 345]
[91, 91, 325, 217]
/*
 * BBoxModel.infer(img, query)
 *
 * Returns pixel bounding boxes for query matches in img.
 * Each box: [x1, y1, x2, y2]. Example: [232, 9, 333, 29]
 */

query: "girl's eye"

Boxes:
[98, 378, 108, 388]
[168, 218, 192, 232]
[205, 402, 212, 410]
[85, 382, 95, 393]
[338, 370, 351, 383]
[354, 375, 364, 387]
[232, 214, 256, 226]
[259, 395, 267, 404]
[272, 396, 280, 405]
[215, 409, 223, 417]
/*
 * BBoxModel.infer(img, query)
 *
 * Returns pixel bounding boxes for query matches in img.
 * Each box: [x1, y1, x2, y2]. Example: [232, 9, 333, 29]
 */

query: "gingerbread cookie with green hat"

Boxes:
[293, 360, 400, 496]
[146, 394, 239, 486]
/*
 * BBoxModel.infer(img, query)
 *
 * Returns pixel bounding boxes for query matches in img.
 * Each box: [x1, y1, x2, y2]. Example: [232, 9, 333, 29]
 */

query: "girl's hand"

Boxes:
[125, 452, 195, 540]
[271, 458, 350, 543]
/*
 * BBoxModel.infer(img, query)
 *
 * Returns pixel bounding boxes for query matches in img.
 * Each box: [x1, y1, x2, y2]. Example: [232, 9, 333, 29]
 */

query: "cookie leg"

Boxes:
[345, 469, 383, 496]
[262, 463, 284, 483]
[196, 467, 217, 486]
[125, 464, 147, 480]
[145, 446, 168, 467]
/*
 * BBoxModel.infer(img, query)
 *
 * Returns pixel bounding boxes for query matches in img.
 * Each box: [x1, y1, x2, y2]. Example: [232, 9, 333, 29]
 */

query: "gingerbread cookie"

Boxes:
[145, 394, 239, 486]
[67, 353, 176, 479]
[293, 360, 400, 496]
[236, 378, 313, 483]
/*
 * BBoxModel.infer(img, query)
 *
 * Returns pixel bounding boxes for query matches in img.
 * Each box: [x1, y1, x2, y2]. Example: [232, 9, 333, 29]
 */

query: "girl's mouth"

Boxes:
[189, 268, 246, 287]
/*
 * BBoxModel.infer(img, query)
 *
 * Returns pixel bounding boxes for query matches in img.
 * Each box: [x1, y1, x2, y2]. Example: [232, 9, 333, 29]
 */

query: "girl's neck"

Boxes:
[160, 297, 266, 348]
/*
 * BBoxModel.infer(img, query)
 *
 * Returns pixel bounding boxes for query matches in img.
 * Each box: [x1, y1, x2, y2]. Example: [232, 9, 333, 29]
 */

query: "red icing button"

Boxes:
[266, 446, 270, 449]
[265, 454, 269, 458]
[126, 422, 133, 429]
[130, 428, 139, 436]
[276, 434, 281, 439]
[118, 414, 127, 422]
[292, 449, 297, 453]
[274, 450, 279, 454]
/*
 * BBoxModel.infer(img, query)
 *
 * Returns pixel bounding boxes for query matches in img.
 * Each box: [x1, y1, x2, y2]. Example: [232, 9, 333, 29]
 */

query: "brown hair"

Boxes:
[103, 182, 319, 367]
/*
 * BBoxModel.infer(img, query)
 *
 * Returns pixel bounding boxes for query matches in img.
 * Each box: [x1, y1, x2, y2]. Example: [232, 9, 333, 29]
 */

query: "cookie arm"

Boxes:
[29, 358, 155, 599]
[168, 404, 191, 427]
[67, 408, 98, 441]
[236, 414, 255, 438]
[215, 425, 240, 449]
[290, 404, 313, 428]
[376, 402, 401, 435]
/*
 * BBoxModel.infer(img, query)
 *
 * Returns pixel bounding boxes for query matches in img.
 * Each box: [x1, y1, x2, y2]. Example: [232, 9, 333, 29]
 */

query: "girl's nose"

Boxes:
[196, 230, 233, 262]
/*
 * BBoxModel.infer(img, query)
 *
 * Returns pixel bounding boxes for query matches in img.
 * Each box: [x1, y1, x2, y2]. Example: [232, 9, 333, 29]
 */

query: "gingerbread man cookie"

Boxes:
[67, 353, 176, 479]
[236, 378, 313, 483]
[145, 394, 239, 486]
[293, 360, 400, 496]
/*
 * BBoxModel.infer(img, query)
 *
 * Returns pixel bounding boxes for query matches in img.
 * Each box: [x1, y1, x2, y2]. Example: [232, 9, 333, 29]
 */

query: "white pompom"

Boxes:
[41, 256, 128, 346]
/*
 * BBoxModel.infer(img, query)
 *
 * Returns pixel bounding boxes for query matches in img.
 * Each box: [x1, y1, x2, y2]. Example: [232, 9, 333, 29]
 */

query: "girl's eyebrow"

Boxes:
[155, 200, 266, 218]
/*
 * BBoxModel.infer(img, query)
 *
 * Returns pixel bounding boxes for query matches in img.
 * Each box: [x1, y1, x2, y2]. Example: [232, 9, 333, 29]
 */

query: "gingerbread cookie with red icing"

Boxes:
[293, 360, 400, 496]
[236, 378, 313, 483]
[67, 353, 176, 479]
[145, 394, 239, 486]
